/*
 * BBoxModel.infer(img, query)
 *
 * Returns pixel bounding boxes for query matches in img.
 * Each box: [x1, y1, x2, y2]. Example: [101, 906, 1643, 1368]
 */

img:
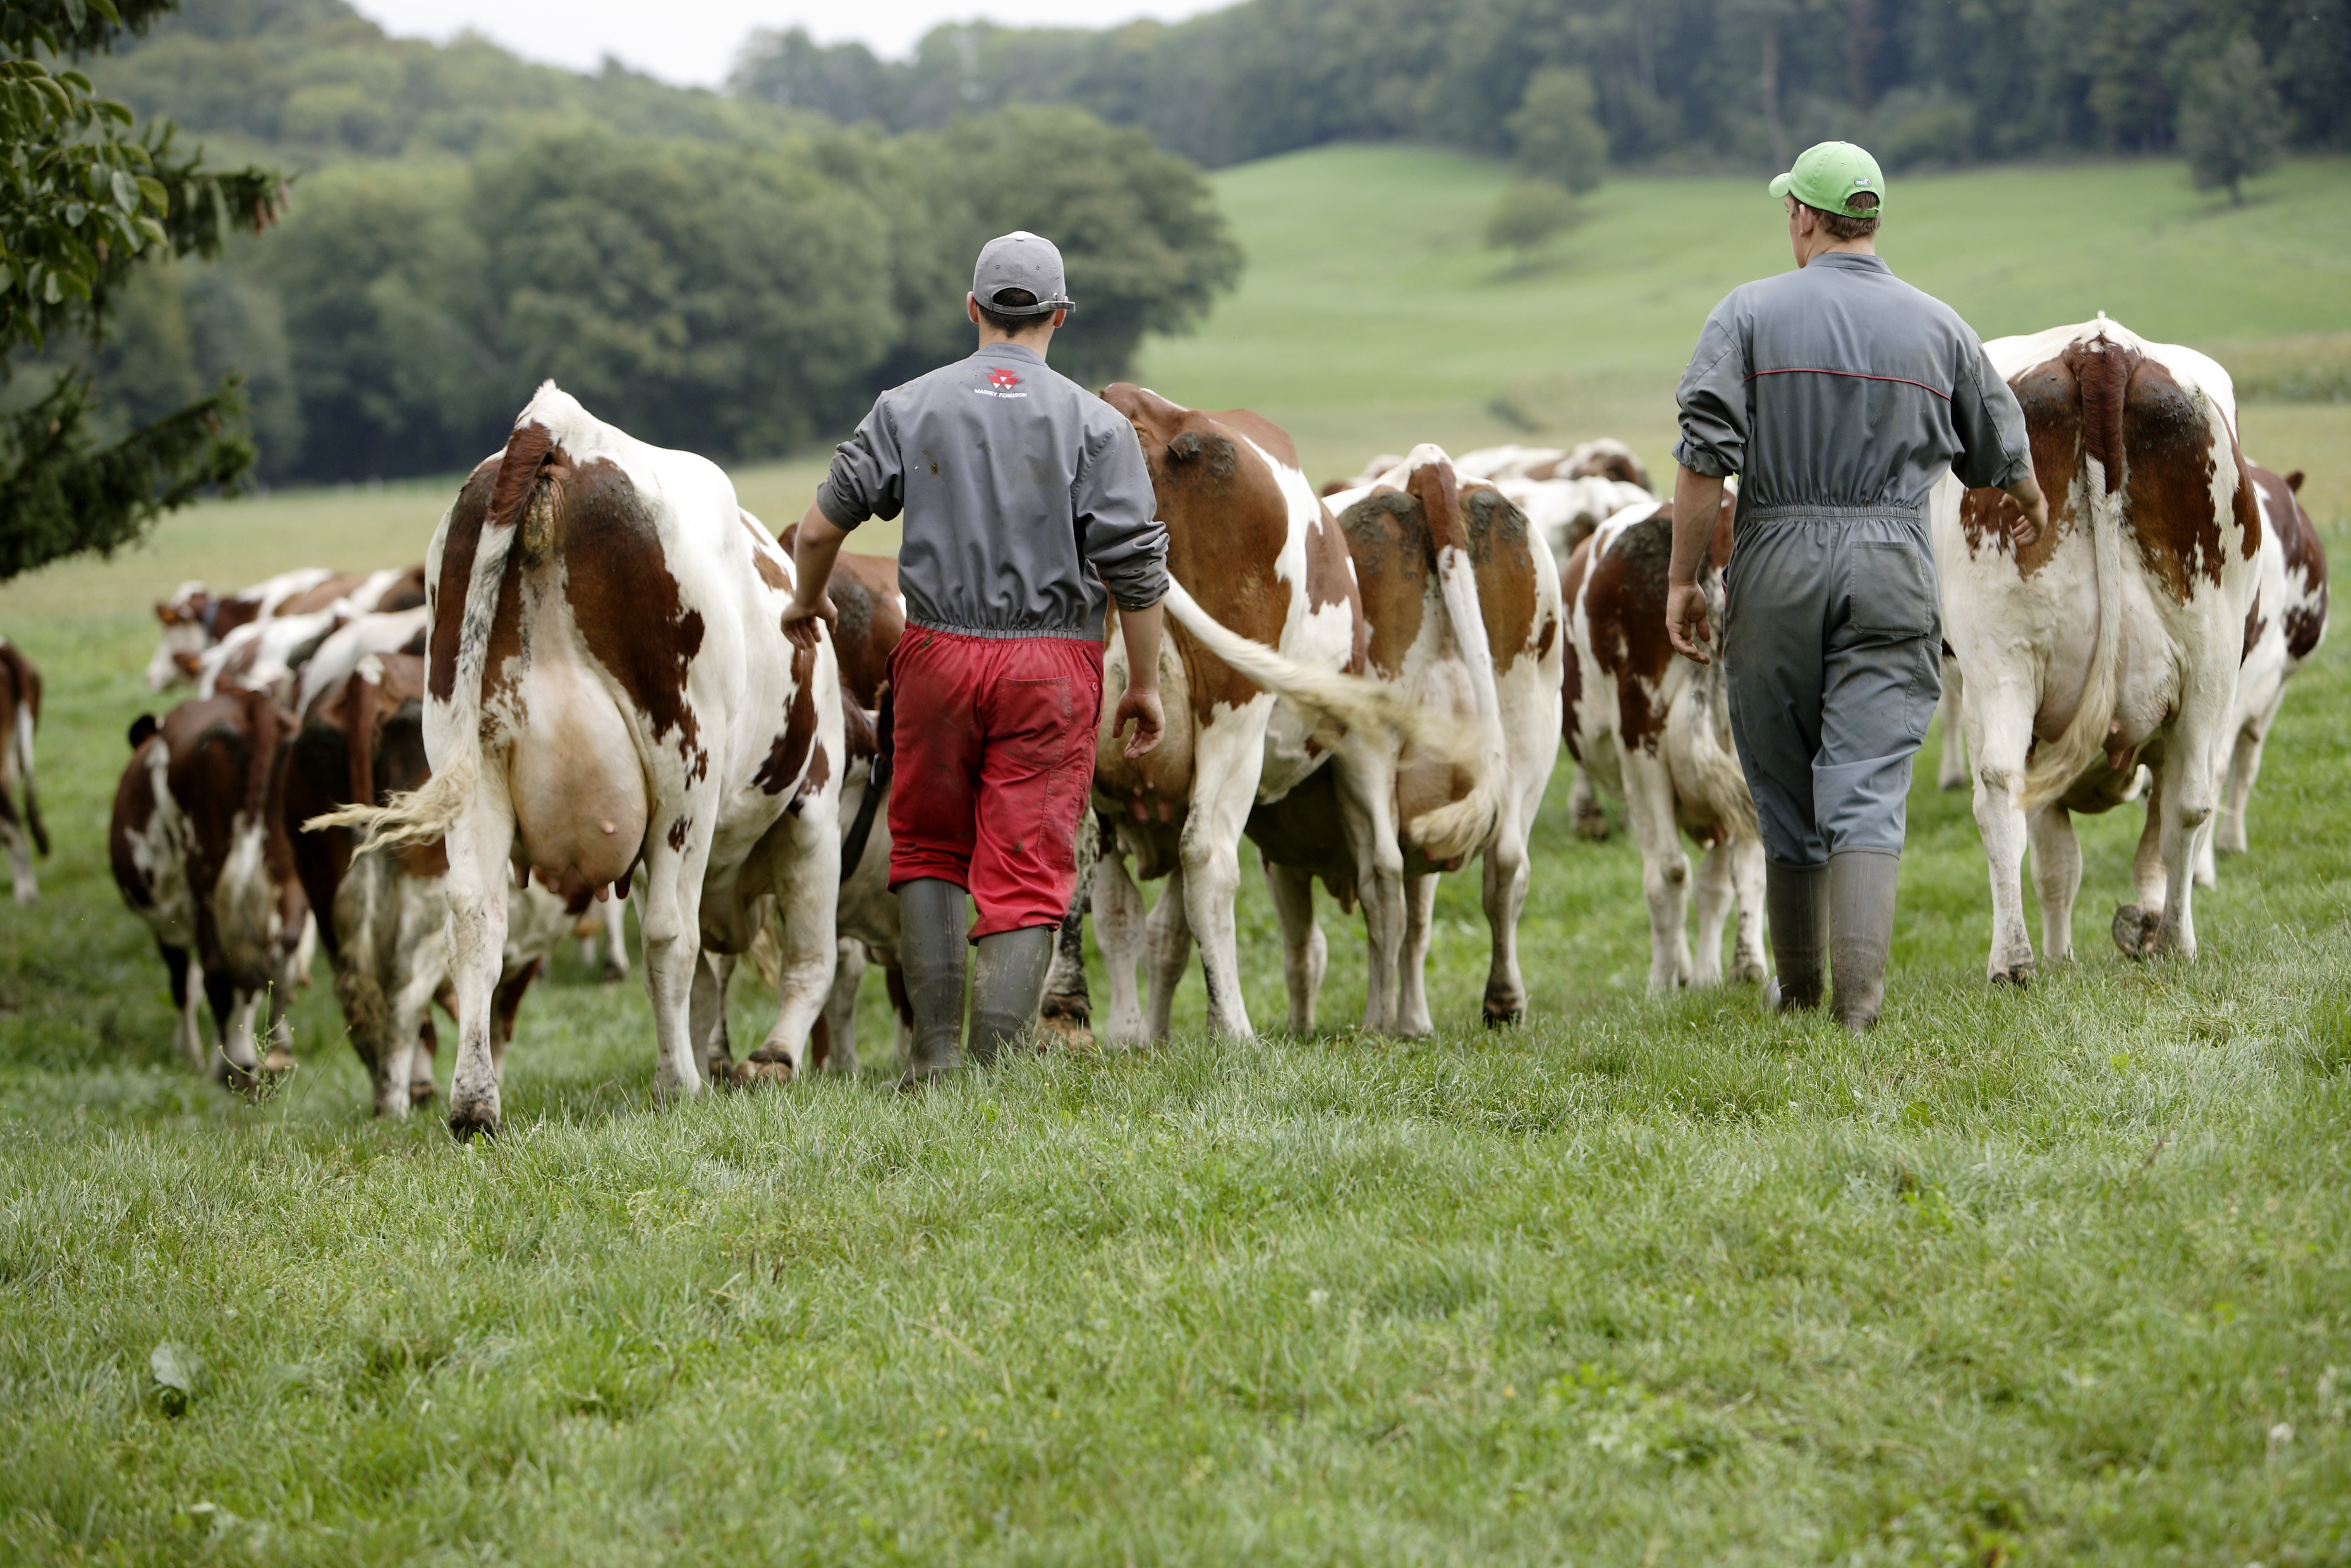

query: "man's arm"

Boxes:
[1665, 463, 1727, 664]
[781, 502, 847, 649]
[1112, 603, 1165, 759]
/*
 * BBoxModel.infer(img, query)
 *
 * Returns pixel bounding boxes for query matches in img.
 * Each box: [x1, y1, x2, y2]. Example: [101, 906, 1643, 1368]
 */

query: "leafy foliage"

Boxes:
[1508, 67, 1607, 195]
[738, 0, 2351, 173]
[0, 0, 281, 581]
[1485, 178, 1578, 260]
[2178, 37, 2287, 202]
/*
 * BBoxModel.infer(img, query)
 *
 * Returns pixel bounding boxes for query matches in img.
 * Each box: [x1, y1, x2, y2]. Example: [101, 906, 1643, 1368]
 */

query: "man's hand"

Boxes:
[1666, 581, 1715, 664]
[781, 592, 836, 651]
[1114, 684, 1164, 758]
[2003, 473, 2050, 552]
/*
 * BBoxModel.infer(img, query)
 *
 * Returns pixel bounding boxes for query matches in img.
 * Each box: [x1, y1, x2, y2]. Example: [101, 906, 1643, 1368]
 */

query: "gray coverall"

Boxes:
[1674, 252, 2031, 866]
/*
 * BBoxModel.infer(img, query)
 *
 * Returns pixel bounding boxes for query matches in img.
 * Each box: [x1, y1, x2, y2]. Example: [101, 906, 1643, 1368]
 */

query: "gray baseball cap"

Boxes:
[972, 230, 1075, 317]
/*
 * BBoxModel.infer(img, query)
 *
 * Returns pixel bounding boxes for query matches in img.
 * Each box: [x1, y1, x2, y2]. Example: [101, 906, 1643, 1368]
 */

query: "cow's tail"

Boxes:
[2021, 336, 2132, 809]
[1399, 453, 1513, 863]
[310, 414, 552, 849]
[1157, 582, 1483, 815]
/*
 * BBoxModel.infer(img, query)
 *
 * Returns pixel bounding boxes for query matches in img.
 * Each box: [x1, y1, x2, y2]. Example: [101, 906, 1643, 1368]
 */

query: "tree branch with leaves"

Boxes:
[0, 0, 284, 583]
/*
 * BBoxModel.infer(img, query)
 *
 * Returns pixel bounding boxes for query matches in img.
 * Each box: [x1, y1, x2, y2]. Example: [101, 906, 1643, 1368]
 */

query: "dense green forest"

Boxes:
[740, 0, 2350, 172]
[30, 0, 2349, 485]
[29, 0, 1236, 482]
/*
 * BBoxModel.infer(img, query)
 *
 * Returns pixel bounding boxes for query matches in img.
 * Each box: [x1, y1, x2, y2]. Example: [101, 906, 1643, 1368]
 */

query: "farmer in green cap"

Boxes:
[1663, 140, 2048, 1032]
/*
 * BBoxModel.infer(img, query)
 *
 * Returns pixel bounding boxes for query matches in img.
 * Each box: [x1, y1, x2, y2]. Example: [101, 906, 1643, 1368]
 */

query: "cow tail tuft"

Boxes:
[1399, 451, 1510, 864]
[13, 695, 44, 858]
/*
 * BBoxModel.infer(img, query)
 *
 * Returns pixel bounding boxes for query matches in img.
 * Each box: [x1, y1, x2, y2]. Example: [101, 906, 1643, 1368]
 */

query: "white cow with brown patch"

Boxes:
[1084, 387, 1370, 1042]
[1933, 318, 2261, 980]
[1242, 447, 1562, 1035]
[322, 384, 844, 1136]
[1559, 489, 1768, 993]
[2202, 462, 2328, 883]
[150, 565, 426, 691]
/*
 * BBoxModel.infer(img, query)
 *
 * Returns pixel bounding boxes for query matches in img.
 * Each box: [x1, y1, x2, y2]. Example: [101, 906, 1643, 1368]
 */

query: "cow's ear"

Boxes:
[2285, 470, 2305, 493]
[128, 714, 158, 749]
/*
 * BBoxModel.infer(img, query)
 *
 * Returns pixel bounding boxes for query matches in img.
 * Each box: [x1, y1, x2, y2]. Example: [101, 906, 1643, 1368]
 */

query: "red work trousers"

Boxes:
[886, 626, 1103, 939]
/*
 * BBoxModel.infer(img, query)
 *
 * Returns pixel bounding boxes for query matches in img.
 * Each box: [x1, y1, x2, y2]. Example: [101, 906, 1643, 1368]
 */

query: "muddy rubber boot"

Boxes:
[896, 878, 969, 1090]
[967, 926, 1054, 1067]
[1829, 849, 1902, 1035]
[1765, 860, 1830, 1012]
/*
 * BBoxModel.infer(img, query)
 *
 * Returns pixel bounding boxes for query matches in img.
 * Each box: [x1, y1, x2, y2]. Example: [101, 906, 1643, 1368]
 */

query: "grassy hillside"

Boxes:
[1137, 146, 2351, 500]
[2, 151, 2348, 1562]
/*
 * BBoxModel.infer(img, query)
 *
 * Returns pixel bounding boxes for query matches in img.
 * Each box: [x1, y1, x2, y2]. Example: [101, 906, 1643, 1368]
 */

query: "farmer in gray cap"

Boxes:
[784, 231, 1169, 1085]
[1664, 142, 2047, 1032]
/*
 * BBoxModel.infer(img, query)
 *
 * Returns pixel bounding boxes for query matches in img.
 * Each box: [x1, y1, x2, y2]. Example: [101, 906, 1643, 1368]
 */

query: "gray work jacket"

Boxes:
[817, 343, 1168, 640]
[1673, 252, 2031, 518]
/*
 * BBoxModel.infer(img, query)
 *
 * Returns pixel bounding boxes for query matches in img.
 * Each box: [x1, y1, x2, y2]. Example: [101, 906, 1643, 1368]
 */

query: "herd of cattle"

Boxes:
[0, 316, 2321, 1136]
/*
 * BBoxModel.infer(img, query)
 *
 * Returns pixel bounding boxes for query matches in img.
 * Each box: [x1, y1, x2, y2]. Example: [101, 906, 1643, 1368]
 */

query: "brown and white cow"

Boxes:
[288, 651, 576, 1115]
[2203, 463, 2328, 881]
[1084, 387, 1370, 1042]
[1241, 446, 1564, 1035]
[1459, 437, 1655, 491]
[1558, 489, 1768, 993]
[149, 564, 426, 691]
[0, 640, 49, 902]
[320, 384, 844, 1136]
[109, 691, 313, 1081]
[1933, 318, 2260, 979]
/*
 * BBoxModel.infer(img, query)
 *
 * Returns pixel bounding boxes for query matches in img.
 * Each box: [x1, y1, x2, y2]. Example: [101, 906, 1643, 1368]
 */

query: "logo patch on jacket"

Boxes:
[987, 368, 1022, 389]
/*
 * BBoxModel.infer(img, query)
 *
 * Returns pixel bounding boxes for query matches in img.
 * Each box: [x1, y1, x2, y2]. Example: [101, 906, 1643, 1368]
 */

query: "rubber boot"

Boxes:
[896, 878, 969, 1090]
[967, 926, 1055, 1067]
[1829, 849, 1901, 1035]
[1765, 860, 1830, 1012]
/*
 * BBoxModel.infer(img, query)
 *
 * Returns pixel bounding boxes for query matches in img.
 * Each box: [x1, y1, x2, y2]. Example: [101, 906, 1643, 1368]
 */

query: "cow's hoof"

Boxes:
[1990, 963, 2033, 988]
[1763, 977, 1783, 1010]
[1572, 808, 1610, 842]
[447, 1104, 500, 1141]
[2111, 904, 2161, 959]
[599, 960, 628, 983]
[742, 1047, 796, 1085]
[262, 1047, 296, 1074]
[1035, 1011, 1095, 1051]
[703, 1056, 739, 1089]
[409, 1078, 439, 1105]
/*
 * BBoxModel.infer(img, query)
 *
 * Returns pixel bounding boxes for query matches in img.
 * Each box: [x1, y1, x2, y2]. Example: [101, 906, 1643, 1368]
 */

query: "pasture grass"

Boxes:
[2, 149, 2350, 1562]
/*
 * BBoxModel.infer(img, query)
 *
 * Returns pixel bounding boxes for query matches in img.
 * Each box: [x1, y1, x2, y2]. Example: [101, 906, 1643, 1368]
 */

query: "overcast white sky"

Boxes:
[344, 1, 1229, 88]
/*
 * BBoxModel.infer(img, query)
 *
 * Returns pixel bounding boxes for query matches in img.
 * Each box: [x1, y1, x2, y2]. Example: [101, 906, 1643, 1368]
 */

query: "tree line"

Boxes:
[739, 0, 2349, 176]
[14, 0, 1237, 489]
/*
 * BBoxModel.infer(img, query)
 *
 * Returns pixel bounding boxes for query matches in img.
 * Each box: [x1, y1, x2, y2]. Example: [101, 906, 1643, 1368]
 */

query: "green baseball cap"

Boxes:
[1767, 141, 1885, 219]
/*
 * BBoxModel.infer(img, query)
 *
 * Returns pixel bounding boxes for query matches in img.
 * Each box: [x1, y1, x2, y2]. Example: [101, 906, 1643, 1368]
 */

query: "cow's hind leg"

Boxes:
[442, 794, 516, 1138]
[1569, 765, 1608, 839]
[1620, 750, 1693, 994]
[1177, 710, 1269, 1039]
[1143, 864, 1192, 1042]
[0, 806, 35, 903]
[159, 942, 205, 1068]
[1263, 858, 1324, 1035]
[819, 939, 865, 1073]
[1967, 681, 2040, 985]
[1039, 818, 1098, 1046]
[2026, 804, 2082, 963]
[692, 950, 736, 1085]
[748, 810, 841, 1079]
[1725, 833, 1770, 984]
[1397, 872, 1440, 1038]
[1092, 844, 1150, 1045]
[1691, 837, 1736, 988]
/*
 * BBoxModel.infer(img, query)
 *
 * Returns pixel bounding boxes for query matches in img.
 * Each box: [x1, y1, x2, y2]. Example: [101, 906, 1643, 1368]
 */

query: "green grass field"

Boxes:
[3, 149, 2350, 1564]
